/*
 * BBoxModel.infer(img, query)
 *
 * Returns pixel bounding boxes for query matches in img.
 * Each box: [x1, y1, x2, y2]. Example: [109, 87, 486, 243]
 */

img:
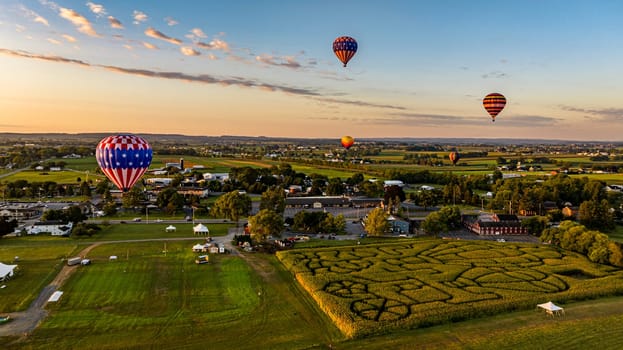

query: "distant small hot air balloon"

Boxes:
[483, 93, 506, 122]
[333, 36, 358, 67]
[341, 135, 355, 149]
[96, 134, 153, 192]
[449, 151, 460, 165]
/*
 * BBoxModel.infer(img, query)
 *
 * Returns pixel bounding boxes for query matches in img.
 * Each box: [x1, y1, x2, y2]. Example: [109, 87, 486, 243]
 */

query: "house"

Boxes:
[203, 173, 229, 182]
[285, 196, 350, 209]
[27, 221, 73, 236]
[388, 215, 410, 234]
[463, 213, 527, 235]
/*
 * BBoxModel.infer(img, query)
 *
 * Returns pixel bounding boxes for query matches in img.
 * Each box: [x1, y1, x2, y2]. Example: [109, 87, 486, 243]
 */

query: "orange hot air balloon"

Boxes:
[341, 136, 355, 149]
[449, 151, 460, 165]
[333, 36, 358, 67]
[483, 93, 507, 122]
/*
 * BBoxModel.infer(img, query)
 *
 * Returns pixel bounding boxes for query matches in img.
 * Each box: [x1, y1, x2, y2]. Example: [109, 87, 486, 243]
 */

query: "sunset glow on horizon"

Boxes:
[1, 1, 623, 140]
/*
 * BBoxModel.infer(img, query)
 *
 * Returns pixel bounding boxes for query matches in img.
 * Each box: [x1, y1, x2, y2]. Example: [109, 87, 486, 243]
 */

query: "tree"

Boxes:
[421, 211, 446, 237]
[0, 216, 18, 237]
[326, 178, 345, 196]
[71, 223, 101, 237]
[248, 209, 284, 241]
[212, 190, 252, 223]
[122, 187, 144, 209]
[578, 199, 614, 231]
[260, 186, 285, 214]
[79, 181, 91, 197]
[364, 208, 389, 236]
[320, 213, 346, 234]
[521, 216, 549, 236]
[65, 205, 86, 224]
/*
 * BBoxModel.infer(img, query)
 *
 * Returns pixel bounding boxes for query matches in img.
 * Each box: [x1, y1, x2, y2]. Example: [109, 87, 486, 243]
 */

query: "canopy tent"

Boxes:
[0, 262, 18, 281]
[537, 301, 564, 316]
[165, 225, 177, 232]
[193, 224, 210, 235]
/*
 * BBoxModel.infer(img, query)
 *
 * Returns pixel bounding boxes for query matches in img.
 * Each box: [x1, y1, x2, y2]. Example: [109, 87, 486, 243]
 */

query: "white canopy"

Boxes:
[537, 301, 564, 315]
[165, 225, 177, 232]
[0, 262, 17, 281]
[193, 224, 209, 234]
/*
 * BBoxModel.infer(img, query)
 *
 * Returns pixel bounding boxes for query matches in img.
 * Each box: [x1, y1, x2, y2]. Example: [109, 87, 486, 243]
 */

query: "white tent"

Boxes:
[0, 262, 18, 281]
[537, 301, 564, 316]
[193, 224, 209, 235]
[165, 225, 177, 232]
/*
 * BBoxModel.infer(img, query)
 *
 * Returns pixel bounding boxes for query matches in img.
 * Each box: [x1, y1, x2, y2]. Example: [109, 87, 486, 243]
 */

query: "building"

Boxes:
[26, 221, 73, 236]
[285, 196, 350, 209]
[463, 213, 528, 235]
[203, 173, 230, 182]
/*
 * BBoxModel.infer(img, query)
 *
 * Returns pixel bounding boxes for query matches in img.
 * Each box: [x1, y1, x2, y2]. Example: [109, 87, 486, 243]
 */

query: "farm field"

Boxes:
[3, 232, 623, 349]
[277, 239, 623, 338]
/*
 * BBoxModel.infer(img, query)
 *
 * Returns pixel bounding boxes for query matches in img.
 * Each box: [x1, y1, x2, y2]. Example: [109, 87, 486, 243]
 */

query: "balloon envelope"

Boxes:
[96, 134, 153, 192]
[483, 93, 506, 122]
[341, 136, 355, 149]
[333, 36, 358, 67]
[449, 151, 460, 165]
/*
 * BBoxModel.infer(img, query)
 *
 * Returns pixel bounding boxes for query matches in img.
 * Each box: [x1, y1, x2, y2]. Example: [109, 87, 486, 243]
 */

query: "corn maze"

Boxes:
[277, 240, 623, 338]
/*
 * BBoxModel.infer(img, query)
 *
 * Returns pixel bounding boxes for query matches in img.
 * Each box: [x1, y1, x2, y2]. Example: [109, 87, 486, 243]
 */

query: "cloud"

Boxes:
[314, 97, 407, 111]
[481, 70, 508, 79]
[108, 16, 123, 29]
[62, 34, 76, 42]
[0, 48, 319, 97]
[142, 42, 157, 50]
[133, 10, 148, 24]
[123, 44, 132, 50]
[189, 28, 207, 38]
[560, 105, 623, 122]
[196, 39, 229, 52]
[47, 38, 61, 45]
[180, 46, 200, 56]
[165, 17, 178, 26]
[144, 27, 182, 45]
[39, 0, 60, 12]
[19, 5, 49, 26]
[255, 54, 302, 69]
[86, 2, 106, 17]
[59, 8, 99, 37]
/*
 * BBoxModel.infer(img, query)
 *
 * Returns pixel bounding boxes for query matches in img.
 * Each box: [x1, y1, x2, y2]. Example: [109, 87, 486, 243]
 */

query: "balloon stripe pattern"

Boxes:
[449, 151, 460, 165]
[96, 135, 153, 192]
[483, 93, 507, 122]
[333, 36, 358, 67]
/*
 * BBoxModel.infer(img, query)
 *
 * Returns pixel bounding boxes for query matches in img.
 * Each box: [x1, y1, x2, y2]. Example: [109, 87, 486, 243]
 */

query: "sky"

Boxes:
[1, 0, 623, 141]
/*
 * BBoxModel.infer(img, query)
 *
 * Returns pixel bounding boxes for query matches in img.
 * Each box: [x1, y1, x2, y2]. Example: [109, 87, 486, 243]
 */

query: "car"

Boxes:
[133, 217, 141, 222]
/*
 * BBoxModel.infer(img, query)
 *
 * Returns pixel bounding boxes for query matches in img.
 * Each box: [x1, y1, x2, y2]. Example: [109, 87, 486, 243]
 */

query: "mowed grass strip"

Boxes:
[0, 239, 79, 312]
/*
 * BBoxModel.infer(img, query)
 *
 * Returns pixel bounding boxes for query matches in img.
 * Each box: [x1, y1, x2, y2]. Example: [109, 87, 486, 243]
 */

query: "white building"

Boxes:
[27, 221, 73, 236]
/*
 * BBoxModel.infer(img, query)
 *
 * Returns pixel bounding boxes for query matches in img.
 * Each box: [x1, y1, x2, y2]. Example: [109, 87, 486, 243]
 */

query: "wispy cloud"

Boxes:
[180, 46, 200, 56]
[133, 10, 148, 24]
[145, 27, 182, 45]
[39, 0, 60, 12]
[86, 2, 106, 17]
[255, 54, 302, 69]
[187, 28, 207, 39]
[108, 16, 123, 29]
[59, 8, 99, 37]
[62, 34, 76, 42]
[481, 70, 508, 79]
[0, 48, 319, 97]
[165, 17, 178, 26]
[196, 39, 229, 52]
[560, 105, 623, 122]
[47, 38, 61, 45]
[142, 42, 157, 50]
[315, 97, 407, 111]
[19, 5, 49, 26]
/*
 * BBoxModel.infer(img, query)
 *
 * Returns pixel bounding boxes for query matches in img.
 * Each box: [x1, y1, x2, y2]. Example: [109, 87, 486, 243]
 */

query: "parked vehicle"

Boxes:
[67, 257, 82, 266]
[195, 255, 209, 264]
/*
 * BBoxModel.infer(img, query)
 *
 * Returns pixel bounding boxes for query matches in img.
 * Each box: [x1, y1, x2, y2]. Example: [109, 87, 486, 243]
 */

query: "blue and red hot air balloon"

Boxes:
[96, 134, 153, 192]
[333, 36, 358, 67]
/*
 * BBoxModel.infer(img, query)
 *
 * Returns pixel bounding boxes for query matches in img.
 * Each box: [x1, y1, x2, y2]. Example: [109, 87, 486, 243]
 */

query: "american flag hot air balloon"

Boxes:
[333, 36, 358, 67]
[96, 134, 153, 192]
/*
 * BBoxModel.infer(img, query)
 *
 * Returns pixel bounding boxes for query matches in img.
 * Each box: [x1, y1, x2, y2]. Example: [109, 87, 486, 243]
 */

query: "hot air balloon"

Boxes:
[341, 135, 355, 150]
[96, 134, 153, 192]
[483, 93, 506, 122]
[333, 36, 357, 67]
[449, 151, 460, 165]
